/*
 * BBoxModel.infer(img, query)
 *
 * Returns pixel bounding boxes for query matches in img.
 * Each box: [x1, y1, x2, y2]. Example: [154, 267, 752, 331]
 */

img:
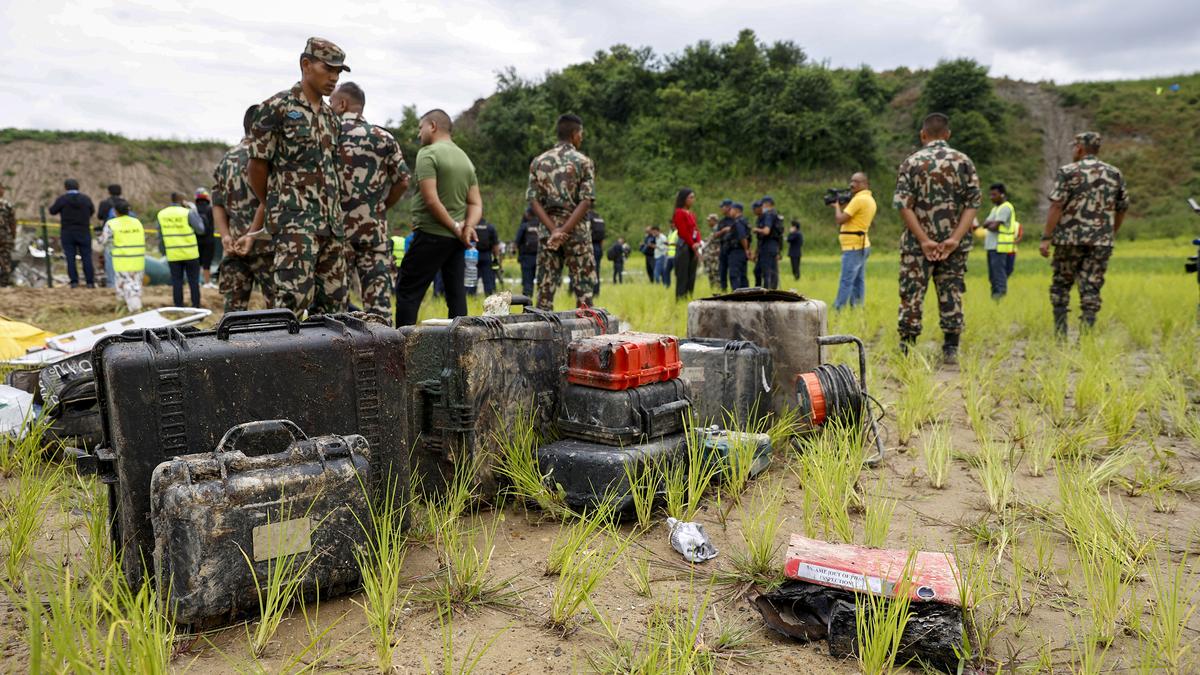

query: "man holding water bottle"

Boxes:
[393, 109, 483, 327]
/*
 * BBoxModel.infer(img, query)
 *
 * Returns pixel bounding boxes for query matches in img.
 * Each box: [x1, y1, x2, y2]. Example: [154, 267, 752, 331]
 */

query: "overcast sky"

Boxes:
[3, 0, 1198, 144]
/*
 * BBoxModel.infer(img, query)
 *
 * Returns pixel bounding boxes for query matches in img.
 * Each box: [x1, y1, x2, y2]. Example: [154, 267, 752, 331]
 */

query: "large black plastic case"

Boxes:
[401, 308, 614, 498]
[91, 310, 407, 587]
[557, 379, 691, 445]
[536, 434, 688, 513]
[678, 337, 773, 427]
[151, 421, 369, 628]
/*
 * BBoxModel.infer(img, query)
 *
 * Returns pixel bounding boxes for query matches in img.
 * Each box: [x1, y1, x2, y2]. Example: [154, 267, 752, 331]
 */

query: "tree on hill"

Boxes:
[919, 58, 1002, 163]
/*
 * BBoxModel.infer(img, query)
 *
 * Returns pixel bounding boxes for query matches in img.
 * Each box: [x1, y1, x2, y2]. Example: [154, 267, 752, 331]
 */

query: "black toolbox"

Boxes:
[679, 338, 773, 427]
[557, 379, 691, 445]
[401, 307, 614, 499]
[536, 434, 687, 513]
[87, 310, 407, 587]
[151, 421, 369, 628]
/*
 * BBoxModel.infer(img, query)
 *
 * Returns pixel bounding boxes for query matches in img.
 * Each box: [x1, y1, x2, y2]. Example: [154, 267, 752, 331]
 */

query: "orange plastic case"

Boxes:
[567, 332, 682, 390]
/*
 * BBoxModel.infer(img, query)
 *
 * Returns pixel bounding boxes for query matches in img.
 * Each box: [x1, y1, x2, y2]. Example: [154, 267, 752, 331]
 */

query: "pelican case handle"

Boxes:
[214, 419, 308, 458]
[215, 310, 301, 340]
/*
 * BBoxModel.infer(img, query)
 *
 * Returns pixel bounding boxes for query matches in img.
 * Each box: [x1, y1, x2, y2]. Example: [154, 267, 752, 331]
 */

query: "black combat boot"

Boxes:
[1080, 314, 1096, 333]
[1053, 309, 1068, 338]
[941, 332, 960, 365]
[899, 334, 917, 356]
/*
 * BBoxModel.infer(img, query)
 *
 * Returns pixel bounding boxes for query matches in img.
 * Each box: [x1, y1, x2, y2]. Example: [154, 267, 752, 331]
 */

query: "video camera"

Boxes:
[1188, 198, 1200, 281]
[823, 188, 852, 206]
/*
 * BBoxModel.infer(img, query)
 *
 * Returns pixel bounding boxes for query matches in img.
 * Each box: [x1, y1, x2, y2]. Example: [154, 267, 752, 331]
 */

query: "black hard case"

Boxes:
[557, 379, 691, 445]
[401, 308, 614, 499]
[91, 310, 407, 587]
[151, 421, 369, 627]
[536, 434, 687, 513]
[678, 338, 774, 426]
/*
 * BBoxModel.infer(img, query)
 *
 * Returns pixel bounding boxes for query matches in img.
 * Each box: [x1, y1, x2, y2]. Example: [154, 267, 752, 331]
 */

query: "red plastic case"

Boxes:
[567, 332, 682, 390]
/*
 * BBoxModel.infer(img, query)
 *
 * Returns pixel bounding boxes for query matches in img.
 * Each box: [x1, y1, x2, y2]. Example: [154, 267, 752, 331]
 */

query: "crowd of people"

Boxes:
[13, 40, 1127, 359]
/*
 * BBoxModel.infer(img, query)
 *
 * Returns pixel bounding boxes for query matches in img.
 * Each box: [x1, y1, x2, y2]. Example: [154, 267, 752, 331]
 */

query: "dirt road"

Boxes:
[996, 81, 1089, 220]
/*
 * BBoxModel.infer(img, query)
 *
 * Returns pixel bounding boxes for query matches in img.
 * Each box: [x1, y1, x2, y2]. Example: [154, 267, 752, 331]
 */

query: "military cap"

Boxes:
[761, 195, 775, 204]
[1074, 131, 1101, 148]
[751, 200, 762, 209]
[303, 37, 351, 72]
[706, 213, 719, 222]
[731, 202, 744, 211]
[720, 198, 733, 207]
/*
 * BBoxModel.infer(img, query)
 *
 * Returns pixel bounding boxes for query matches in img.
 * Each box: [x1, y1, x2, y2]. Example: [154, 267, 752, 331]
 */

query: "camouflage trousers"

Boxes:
[535, 218, 595, 310]
[0, 229, 11, 287]
[218, 248, 274, 313]
[702, 242, 721, 289]
[271, 230, 349, 317]
[1050, 244, 1112, 323]
[347, 237, 392, 318]
[113, 271, 143, 313]
[898, 245, 969, 338]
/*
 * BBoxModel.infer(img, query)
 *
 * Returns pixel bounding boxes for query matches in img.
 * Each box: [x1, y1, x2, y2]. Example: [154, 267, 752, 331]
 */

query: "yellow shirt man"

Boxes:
[839, 189, 877, 251]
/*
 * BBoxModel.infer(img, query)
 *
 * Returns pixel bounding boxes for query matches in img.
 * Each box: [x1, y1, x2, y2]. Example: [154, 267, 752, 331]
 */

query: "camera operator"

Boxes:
[829, 172, 876, 309]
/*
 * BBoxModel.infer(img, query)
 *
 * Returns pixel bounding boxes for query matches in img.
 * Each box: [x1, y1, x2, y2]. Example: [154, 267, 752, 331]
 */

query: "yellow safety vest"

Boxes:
[108, 215, 145, 273]
[667, 230, 678, 256]
[157, 205, 199, 262]
[391, 235, 406, 266]
[990, 201, 1019, 254]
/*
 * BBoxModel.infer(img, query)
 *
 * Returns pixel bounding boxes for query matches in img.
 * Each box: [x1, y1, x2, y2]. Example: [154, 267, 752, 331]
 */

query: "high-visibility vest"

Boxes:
[157, 205, 199, 262]
[391, 235, 406, 266]
[990, 201, 1019, 254]
[667, 230, 678, 256]
[108, 215, 146, 273]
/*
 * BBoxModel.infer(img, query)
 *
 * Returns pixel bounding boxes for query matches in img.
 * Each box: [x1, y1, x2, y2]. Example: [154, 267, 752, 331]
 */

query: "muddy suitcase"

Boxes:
[679, 338, 773, 427]
[89, 310, 407, 588]
[566, 332, 682, 390]
[557, 379, 691, 445]
[402, 307, 614, 499]
[686, 289, 826, 414]
[536, 434, 688, 513]
[152, 421, 369, 628]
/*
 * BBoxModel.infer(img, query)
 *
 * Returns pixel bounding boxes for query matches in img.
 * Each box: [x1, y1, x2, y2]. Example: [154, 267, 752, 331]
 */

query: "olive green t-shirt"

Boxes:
[410, 139, 478, 238]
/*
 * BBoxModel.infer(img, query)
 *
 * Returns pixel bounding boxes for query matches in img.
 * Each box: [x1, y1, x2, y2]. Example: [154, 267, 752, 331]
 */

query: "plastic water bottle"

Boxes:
[464, 244, 479, 289]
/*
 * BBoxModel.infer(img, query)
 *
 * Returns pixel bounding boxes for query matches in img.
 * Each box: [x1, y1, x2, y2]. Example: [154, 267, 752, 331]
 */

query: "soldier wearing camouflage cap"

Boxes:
[330, 81, 410, 319]
[528, 113, 597, 310]
[0, 183, 14, 287]
[1039, 131, 1128, 335]
[247, 37, 351, 317]
[893, 113, 982, 364]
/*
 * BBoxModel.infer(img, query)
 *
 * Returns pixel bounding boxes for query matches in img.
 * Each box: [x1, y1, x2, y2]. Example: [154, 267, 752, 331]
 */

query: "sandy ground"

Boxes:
[0, 285, 1197, 674]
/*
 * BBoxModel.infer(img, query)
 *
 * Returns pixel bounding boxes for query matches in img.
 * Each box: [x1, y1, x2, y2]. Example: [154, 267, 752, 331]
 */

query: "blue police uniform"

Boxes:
[754, 197, 783, 290]
[727, 204, 751, 290]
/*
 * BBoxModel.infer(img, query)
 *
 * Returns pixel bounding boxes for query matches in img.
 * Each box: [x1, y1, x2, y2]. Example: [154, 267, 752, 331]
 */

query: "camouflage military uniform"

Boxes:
[893, 139, 981, 338]
[1047, 135, 1128, 329]
[249, 81, 348, 316]
[702, 220, 721, 289]
[527, 141, 597, 310]
[212, 139, 275, 312]
[0, 198, 14, 287]
[337, 112, 408, 318]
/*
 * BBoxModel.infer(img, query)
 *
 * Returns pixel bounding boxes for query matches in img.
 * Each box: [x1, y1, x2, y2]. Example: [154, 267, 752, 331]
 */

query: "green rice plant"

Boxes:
[76, 476, 113, 580]
[1010, 404, 1036, 451]
[1068, 623, 1109, 674]
[1096, 375, 1143, 448]
[2, 461, 61, 587]
[951, 545, 1005, 664]
[726, 483, 784, 587]
[714, 420, 763, 504]
[627, 555, 652, 598]
[431, 510, 514, 615]
[492, 407, 566, 516]
[0, 411, 53, 478]
[1078, 545, 1129, 646]
[1085, 447, 1137, 488]
[352, 474, 411, 673]
[862, 479, 897, 548]
[893, 352, 943, 444]
[1032, 358, 1069, 423]
[1030, 525, 1055, 580]
[1160, 375, 1200, 441]
[792, 418, 863, 543]
[1056, 465, 1151, 578]
[1072, 358, 1108, 419]
[98, 565, 177, 672]
[1024, 422, 1055, 478]
[920, 424, 952, 489]
[622, 459, 659, 531]
[13, 566, 110, 673]
[240, 506, 322, 658]
[975, 440, 1015, 513]
[854, 552, 917, 675]
[660, 421, 722, 522]
[963, 378, 993, 442]
[545, 492, 618, 576]
[427, 605, 508, 675]
[1141, 552, 1200, 672]
[546, 531, 627, 634]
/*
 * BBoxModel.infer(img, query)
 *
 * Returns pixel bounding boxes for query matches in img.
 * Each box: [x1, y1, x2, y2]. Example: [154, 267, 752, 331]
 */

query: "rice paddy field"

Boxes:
[1, 237, 1198, 674]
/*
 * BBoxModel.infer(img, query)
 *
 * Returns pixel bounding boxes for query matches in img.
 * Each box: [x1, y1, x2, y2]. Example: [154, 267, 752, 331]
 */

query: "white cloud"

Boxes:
[1, 0, 1196, 144]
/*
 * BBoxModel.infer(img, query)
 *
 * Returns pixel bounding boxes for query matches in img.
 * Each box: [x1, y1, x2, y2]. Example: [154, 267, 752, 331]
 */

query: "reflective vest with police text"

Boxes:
[108, 215, 146, 273]
[157, 205, 199, 262]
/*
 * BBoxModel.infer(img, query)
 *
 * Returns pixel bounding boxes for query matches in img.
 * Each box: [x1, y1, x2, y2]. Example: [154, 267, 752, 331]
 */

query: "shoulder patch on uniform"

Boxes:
[287, 110, 303, 120]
